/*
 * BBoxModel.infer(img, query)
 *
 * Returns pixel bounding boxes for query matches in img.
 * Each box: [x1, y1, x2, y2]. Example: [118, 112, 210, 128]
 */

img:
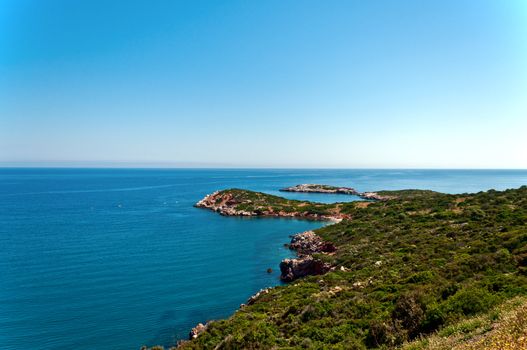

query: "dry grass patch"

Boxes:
[401, 297, 527, 350]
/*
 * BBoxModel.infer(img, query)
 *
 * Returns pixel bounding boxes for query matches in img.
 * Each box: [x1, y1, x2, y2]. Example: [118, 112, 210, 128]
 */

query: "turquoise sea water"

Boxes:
[1, 169, 526, 349]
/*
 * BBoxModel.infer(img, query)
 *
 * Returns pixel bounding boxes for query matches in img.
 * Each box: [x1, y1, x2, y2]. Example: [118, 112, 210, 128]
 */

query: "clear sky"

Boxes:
[1, 0, 526, 168]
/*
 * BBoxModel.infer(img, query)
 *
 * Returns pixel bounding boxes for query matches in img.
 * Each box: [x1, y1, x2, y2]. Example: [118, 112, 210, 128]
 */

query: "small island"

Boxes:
[150, 185, 527, 350]
[280, 184, 393, 201]
[280, 184, 360, 195]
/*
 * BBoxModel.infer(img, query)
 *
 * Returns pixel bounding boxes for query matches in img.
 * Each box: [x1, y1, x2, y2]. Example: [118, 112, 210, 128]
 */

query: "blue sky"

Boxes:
[1, 0, 526, 168]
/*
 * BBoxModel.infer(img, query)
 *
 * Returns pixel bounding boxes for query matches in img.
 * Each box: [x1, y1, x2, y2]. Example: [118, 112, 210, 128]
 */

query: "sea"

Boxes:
[1, 168, 526, 349]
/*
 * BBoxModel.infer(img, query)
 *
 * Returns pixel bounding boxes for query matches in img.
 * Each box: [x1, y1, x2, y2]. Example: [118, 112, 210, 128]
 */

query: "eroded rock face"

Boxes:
[279, 231, 336, 281]
[189, 322, 207, 340]
[289, 231, 336, 256]
[280, 257, 332, 282]
[195, 191, 256, 216]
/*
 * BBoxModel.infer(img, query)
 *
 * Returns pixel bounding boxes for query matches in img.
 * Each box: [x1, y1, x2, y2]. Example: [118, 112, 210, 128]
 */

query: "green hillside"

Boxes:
[153, 186, 527, 349]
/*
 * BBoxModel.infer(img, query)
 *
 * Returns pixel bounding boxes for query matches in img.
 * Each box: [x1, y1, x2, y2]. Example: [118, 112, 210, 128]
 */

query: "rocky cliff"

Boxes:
[280, 230, 336, 281]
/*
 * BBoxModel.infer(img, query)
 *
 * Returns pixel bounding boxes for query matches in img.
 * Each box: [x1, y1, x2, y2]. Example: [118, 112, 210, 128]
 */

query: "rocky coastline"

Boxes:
[180, 232, 337, 343]
[280, 230, 336, 282]
[185, 185, 389, 344]
[188, 323, 207, 340]
[280, 184, 359, 195]
[195, 191, 255, 216]
[147, 186, 527, 349]
[194, 186, 388, 285]
[194, 190, 350, 220]
[288, 230, 336, 255]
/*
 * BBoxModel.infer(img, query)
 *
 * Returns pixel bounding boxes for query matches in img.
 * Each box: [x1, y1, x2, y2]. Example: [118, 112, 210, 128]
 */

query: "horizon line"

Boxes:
[1, 166, 527, 171]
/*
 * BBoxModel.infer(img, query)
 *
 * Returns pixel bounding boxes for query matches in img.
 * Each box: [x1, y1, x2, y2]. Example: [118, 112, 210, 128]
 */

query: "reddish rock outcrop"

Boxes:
[279, 231, 336, 282]
[280, 257, 332, 282]
[289, 230, 336, 256]
[195, 191, 256, 216]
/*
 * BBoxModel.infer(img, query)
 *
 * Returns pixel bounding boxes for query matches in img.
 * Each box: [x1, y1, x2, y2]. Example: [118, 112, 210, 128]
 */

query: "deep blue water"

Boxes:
[1, 168, 526, 349]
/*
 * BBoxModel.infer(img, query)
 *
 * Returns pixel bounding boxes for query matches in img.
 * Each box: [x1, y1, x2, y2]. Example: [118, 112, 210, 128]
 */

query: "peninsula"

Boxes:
[150, 185, 527, 349]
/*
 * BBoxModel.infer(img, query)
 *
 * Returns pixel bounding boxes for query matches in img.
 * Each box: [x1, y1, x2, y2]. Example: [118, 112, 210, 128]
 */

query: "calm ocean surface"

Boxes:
[1, 168, 526, 349]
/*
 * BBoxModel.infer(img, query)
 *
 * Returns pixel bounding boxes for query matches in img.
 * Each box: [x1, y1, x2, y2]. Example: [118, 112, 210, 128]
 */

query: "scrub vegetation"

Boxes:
[151, 186, 527, 349]
[218, 189, 337, 216]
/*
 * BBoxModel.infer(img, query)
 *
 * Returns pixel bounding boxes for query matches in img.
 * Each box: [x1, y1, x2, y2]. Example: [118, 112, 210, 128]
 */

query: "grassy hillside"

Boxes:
[155, 186, 527, 349]
[401, 295, 527, 349]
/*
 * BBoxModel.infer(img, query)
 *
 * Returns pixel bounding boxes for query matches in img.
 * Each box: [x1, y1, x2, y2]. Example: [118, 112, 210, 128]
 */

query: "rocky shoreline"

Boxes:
[146, 186, 527, 350]
[288, 230, 336, 255]
[280, 184, 359, 195]
[195, 190, 338, 282]
[180, 231, 339, 343]
[185, 185, 389, 343]
[194, 186, 388, 284]
[194, 190, 350, 220]
[280, 230, 336, 282]
[195, 191, 254, 216]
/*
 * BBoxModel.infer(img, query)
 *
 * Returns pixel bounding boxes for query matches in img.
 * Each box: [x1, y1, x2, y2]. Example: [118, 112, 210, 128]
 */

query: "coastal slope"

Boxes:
[153, 186, 527, 349]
